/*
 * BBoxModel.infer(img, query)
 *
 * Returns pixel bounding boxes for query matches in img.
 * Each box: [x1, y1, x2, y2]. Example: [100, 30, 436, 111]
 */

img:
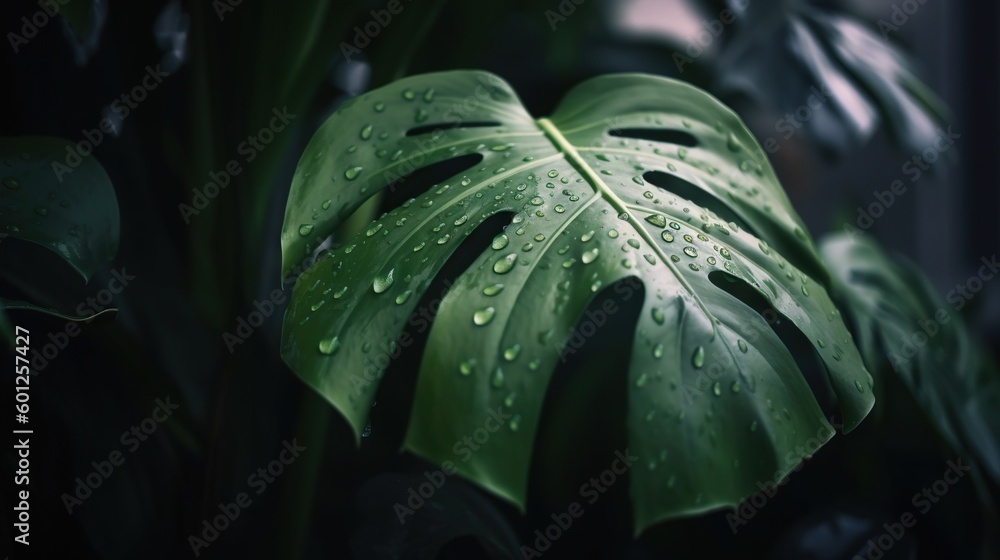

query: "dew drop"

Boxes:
[645, 214, 667, 228]
[360, 124, 373, 140]
[491, 367, 505, 388]
[726, 132, 741, 152]
[493, 253, 517, 273]
[651, 307, 665, 325]
[508, 414, 521, 432]
[318, 336, 340, 355]
[373, 269, 395, 293]
[738, 339, 748, 353]
[683, 247, 698, 258]
[581, 247, 599, 264]
[474, 306, 496, 325]
[395, 290, 413, 305]
[344, 166, 363, 180]
[503, 344, 521, 361]
[483, 283, 505, 296]
[298, 224, 314, 236]
[653, 344, 664, 359]
[459, 359, 476, 376]
[692, 346, 705, 368]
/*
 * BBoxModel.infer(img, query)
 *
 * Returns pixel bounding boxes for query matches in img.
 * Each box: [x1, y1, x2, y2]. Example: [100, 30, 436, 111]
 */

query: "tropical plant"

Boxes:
[279, 70, 876, 531]
[5, 0, 996, 557]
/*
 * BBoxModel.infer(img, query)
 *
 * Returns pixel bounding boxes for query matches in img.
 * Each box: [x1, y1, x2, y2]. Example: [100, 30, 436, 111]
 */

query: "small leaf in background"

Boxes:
[0, 136, 120, 281]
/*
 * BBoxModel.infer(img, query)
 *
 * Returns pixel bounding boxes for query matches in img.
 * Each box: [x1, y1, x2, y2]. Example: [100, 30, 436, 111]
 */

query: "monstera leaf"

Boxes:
[716, 1, 948, 157]
[280, 70, 874, 530]
[821, 233, 1000, 485]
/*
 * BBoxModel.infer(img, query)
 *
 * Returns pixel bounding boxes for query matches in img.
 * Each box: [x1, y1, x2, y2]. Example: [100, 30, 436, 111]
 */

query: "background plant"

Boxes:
[2, 0, 997, 558]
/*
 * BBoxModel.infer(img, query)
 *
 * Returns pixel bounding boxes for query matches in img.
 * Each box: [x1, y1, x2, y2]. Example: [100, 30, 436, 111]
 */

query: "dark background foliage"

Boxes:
[1, 0, 997, 558]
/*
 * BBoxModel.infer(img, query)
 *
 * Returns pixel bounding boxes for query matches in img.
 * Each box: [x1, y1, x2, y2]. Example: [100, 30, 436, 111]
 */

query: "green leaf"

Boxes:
[0, 137, 120, 281]
[820, 233, 1000, 484]
[717, 3, 948, 156]
[280, 71, 874, 531]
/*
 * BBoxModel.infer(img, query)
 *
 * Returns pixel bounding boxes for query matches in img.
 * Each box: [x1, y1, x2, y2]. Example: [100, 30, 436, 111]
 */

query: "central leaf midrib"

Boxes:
[535, 118, 716, 325]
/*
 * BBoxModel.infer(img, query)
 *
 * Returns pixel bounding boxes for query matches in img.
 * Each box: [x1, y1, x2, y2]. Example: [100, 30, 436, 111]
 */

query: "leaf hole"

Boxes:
[609, 128, 698, 146]
[642, 171, 756, 236]
[381, 153, 484, 212]
[405, 121, 502, 137]
[708, 270, 836, 420]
